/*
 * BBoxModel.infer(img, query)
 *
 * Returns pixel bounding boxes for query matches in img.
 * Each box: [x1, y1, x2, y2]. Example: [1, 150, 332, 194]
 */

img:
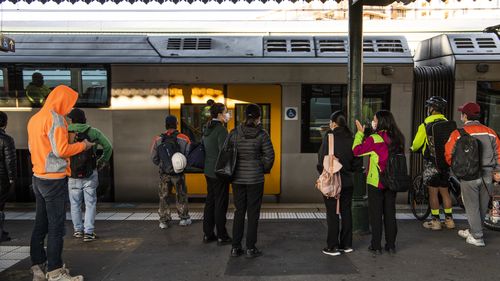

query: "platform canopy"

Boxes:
[0, 0, 429, 5]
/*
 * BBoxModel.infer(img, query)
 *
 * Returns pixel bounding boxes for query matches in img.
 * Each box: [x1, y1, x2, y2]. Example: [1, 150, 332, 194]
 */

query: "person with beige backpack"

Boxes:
[317, 111, 362, 256]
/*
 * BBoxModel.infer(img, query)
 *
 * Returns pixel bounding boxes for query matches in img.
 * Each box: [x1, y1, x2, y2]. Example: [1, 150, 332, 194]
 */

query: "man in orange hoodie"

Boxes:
[28, 85, 93, 281]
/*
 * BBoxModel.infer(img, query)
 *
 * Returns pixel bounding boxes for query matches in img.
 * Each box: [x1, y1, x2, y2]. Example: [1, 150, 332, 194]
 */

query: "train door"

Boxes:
[168, 84, 281, 196]
[227, 85, 281, 196]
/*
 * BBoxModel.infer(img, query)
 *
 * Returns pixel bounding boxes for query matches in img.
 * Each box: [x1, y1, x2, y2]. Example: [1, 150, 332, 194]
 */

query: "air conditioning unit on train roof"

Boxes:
[148, 36, 263, 58]
[262, 37, 315, 57]
[315, 35, 412, 63]
[414, 33, 500, 63]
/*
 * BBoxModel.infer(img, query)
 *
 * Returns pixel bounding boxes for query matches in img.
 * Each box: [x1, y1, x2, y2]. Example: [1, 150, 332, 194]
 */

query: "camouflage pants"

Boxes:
[158, 173, 190, 223]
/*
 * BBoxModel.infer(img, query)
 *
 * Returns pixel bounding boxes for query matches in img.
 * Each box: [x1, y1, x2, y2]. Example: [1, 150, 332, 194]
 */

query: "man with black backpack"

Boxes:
[151, 115, 191, 229]
[445, 102, 500, 247]
[67, 108, 112, 242]
[411, 96, 456, 231]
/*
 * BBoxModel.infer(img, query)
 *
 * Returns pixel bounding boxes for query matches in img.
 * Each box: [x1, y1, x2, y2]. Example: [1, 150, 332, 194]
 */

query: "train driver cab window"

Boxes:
[78, 69, 109, 107]
[235, 103, 271, 134]
[301, 85, 346, 153]
[22, 69, 72, 106]
[477, 81, 500, 134]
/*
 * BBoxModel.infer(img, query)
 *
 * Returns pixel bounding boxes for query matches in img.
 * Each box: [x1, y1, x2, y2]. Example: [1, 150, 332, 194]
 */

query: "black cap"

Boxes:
[68, 108, 86, 124]
[245, 104, 261, 119]
[165, 115, 178, 129]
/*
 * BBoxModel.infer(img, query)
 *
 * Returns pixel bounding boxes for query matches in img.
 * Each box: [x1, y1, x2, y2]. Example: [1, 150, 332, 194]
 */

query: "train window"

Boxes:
[180, 103, 206, 144]
[22, 69, 72, 106]
[301, 84, 346, 153]
[301, 84, 390, 153]
[78, 69, 109, 106]
[235, 103, 271, 134]
[477, 81, 500, 134]
[362, 84, 391, 124]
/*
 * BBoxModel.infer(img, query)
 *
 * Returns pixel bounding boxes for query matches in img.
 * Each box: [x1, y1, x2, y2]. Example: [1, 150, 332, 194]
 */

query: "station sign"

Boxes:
[0, 35, 15, 53]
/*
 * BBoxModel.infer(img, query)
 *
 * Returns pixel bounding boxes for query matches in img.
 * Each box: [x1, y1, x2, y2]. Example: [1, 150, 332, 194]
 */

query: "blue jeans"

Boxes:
[30, 176, 68, 271]
[68, 170, 98, 234]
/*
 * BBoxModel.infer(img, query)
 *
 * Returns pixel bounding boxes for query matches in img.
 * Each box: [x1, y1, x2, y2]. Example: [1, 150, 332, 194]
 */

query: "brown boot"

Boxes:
[444, 217, 455, 229]
[46, 266, 83, 281]
[31, 264, 47, 281]
[423, 218, 442, 230]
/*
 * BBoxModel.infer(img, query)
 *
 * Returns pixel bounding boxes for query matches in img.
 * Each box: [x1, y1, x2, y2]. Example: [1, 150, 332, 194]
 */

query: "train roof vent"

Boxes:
[317, 39, 347, 53]
[165, 37, 212, 50]
[149, 36, 262, 58]
[364, 39, 405, 53]
[263, 37, 315, 57]
[476, 37, 497, 49]
[453, 38, 474, 49]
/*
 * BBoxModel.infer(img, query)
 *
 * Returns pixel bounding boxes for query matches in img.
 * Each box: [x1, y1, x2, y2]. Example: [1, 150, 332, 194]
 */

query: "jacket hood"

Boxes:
[42, 85, 79, 116]
[204, 120, 223, 136]
[68, 123, 91, 132]
[240, 124, 263, 139]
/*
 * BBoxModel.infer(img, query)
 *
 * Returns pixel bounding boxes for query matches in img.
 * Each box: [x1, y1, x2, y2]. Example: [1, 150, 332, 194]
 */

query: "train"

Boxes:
[0, 32, 498, 203]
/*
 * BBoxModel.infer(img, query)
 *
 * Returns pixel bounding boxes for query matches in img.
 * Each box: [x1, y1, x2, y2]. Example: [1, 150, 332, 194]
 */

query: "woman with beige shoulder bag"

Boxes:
[317, 111, 362, 256]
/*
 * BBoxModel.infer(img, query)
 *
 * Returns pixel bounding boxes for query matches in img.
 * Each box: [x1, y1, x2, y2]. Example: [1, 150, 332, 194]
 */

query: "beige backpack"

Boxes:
[316, 133, 343, 213]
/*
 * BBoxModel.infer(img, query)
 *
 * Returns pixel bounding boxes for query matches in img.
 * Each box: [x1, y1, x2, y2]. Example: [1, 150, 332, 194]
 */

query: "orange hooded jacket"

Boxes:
[27, 85, 86, 179]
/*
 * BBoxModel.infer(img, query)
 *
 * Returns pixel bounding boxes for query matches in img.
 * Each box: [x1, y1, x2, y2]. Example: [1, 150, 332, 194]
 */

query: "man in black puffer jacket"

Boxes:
[230, 104, 274, 259]
[0, 111, 16, 242]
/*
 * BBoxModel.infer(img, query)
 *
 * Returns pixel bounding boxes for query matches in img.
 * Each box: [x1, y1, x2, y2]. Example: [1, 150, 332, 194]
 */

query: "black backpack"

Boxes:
[451, 129, 481, 181]
[425, 119, 457, 170]
[381, 152, 411, 192]
[157, 132, 181, 175]
[70, 128, 96, 179]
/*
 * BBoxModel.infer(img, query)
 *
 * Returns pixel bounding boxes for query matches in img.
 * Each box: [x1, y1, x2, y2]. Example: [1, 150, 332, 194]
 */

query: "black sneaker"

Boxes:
[246, 248, 262, 259]
[339, 247, 354, 253]
[230, 247, 244, 257]
[322, 247, 341, 256]
[83, 232, 97, 242]
[0, 231, 11, 242]
[203, 235, 217, 244]
[368, 246, 382, 255]
[217, 237, 232, 246]
[385, 246, 396, 255]
[73, 231, 84, 239]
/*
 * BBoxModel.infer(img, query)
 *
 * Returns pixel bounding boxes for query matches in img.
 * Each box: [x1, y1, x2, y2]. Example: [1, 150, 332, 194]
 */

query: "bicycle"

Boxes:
[409, 174, 464, 221]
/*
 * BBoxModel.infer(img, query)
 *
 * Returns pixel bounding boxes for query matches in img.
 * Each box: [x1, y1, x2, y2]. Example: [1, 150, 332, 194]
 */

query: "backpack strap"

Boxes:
[458, 128, 469, 137]
[328, 133, 334, 156]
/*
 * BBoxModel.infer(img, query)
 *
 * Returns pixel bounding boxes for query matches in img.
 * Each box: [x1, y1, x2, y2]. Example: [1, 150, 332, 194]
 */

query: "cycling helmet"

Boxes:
[425, 96, 447, 112]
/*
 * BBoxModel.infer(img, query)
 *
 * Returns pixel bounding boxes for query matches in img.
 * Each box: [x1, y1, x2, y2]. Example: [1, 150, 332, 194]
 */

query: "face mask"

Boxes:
[371, 120, 377, 131]
[223, 112, 231, 122]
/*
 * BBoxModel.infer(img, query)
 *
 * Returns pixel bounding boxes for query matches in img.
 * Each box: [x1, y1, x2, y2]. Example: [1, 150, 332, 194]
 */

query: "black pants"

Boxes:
[232, 183, 264, 249]
[30, 177, 68, 271]
[0, 178, 10, 237]
[323, 187, 353, 249]
[203, 176, 230, 239]
[367, 186, 397, 250]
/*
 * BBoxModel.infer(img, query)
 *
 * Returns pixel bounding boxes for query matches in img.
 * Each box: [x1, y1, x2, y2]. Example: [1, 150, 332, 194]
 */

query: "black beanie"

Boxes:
[165, 115, 178, 129]
[68, 108, 86, 124]
[245, 104, 261, 119]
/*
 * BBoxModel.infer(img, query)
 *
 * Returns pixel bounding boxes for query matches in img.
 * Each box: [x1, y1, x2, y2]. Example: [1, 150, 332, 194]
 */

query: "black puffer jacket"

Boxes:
[0, 129, 16, 182]
[231, 124, 275, 185]
[317, 127, 362, 187]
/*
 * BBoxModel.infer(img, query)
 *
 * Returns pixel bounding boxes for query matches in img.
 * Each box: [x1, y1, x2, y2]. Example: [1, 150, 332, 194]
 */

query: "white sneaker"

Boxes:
[46, 267, 83, 281]
[458, 229, 470, 239]
[179, 218, 192, 226]
[466, 235, 485, 247]
[159, 222, 168, 229]
[31, 264, 46, 281]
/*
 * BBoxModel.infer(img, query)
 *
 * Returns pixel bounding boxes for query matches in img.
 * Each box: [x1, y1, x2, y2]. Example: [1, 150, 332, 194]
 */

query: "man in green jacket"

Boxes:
[25, 72, 51, 106]
[67, 108, 112, 242]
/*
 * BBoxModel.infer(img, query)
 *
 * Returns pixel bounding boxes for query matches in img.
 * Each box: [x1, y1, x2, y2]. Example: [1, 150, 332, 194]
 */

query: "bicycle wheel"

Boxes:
[410, 175, 431, 220]
[484, 217, 500, 231]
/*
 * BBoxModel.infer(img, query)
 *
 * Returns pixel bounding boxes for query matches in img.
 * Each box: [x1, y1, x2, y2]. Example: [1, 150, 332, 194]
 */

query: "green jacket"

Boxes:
[203, 120, 228, 179]
[25, 83, 51, 104]
[410, 114, 447, 156]
[68, 123, 113, 166]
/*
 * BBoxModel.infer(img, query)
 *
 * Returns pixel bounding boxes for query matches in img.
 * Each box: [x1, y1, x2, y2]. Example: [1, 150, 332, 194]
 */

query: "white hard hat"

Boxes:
[172, 152, 187, 174]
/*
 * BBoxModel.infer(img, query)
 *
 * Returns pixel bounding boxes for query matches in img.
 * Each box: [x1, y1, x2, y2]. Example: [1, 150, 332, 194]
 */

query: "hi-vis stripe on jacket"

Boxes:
[27, 85, 86, 180]
[445, 121, 500, 172]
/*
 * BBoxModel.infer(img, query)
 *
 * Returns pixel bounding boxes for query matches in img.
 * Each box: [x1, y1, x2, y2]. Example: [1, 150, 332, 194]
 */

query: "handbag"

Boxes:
[316, 133, 343, 214]
[214, 129, 238, 181]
